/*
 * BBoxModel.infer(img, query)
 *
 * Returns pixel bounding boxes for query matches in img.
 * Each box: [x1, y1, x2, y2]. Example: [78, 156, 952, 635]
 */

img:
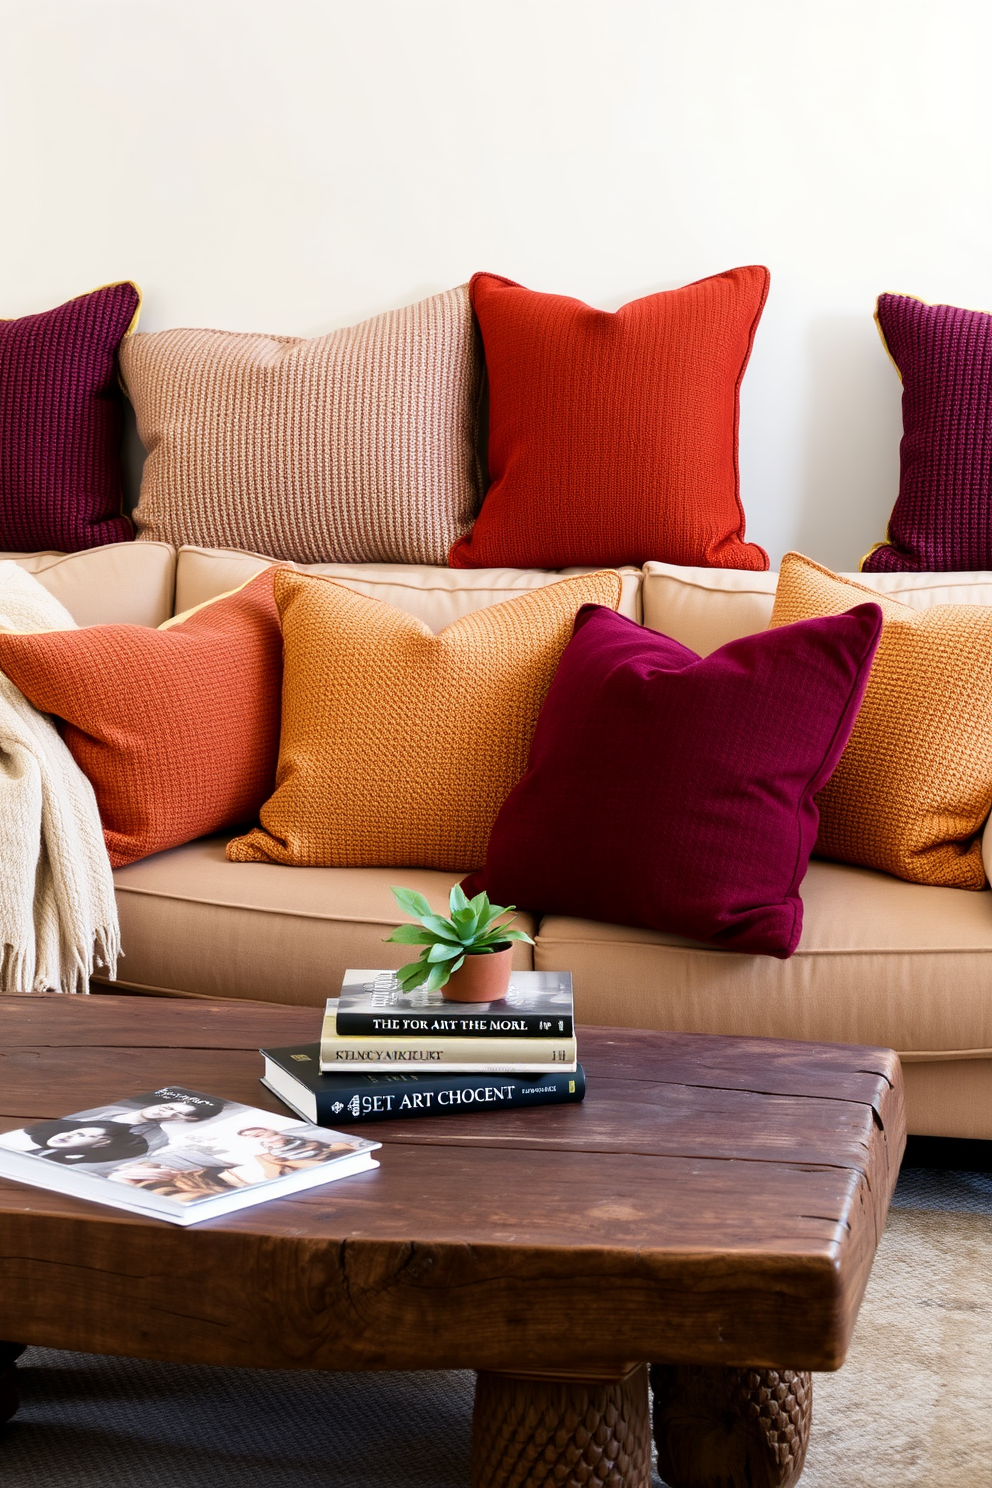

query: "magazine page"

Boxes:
[0, 1085, 379, 1209]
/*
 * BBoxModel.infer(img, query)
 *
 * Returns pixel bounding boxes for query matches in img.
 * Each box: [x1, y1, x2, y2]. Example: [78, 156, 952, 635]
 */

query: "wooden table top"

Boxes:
[0, 993, 905, 1377]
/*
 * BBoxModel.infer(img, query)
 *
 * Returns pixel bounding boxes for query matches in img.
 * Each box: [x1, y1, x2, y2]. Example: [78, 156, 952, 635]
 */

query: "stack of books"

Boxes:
[261, 968, 585, 1126]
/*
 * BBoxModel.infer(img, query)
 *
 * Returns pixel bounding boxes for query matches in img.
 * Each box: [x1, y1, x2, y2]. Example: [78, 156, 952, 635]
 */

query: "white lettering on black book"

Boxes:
[320, 1000, 577, 1073]
[262, 1043, 585, 1124]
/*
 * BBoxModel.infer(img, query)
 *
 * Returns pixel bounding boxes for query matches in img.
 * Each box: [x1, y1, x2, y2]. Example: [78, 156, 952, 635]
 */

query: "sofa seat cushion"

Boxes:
[534, 859, 992, 1057]
[100, 836, 536, 1006]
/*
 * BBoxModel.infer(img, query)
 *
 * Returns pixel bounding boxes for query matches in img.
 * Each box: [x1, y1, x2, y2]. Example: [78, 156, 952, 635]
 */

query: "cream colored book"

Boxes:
[319, 1000, 577, 1074]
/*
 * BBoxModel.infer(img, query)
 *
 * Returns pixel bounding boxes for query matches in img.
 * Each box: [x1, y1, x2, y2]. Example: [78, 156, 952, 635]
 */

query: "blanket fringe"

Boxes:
[0, 941, 34, 995]
[2, 926, 121, 995]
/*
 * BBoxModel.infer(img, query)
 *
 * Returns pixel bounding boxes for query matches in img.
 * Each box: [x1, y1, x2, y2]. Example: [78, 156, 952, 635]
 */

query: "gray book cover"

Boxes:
[336, 969, 573, 1037]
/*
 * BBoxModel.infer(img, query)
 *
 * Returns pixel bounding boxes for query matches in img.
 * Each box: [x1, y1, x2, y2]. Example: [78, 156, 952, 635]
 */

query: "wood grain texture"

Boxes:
[472, 1366, 651, 1488]
[0, 995, 905, 1377]
[650, 1365, 810, 1488]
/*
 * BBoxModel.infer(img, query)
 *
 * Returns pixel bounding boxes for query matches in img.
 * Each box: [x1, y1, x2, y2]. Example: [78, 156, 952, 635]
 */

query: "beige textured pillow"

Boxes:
[121, 286, 482, 565]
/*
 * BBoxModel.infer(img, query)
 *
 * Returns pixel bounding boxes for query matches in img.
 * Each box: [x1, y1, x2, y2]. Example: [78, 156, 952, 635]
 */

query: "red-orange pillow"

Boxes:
[0, 570, 283, 866]
[449, 268, 770, 571]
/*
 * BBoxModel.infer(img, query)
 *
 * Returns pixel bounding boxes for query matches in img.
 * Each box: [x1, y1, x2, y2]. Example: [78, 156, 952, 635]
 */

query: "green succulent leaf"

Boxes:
[423, 959, 455, 992]
[390, 886, 435, 921]
[411, 914, 461, 942]
[448, 883, 470, 915]
[450, 905, 479, 934]
[427, 941, 465, 963]
[396, 959, 430, 991]
[383, 924, 435, 945]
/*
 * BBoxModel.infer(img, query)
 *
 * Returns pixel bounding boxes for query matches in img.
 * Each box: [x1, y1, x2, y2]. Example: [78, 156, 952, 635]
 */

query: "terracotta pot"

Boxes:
[442, 943, 513, 1003]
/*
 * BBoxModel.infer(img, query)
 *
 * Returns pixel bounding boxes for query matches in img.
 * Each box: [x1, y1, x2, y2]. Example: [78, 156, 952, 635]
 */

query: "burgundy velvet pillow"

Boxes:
[864, 293, 992, 572]
[463, 603, 882, 958]
[0, 282, 140, 551]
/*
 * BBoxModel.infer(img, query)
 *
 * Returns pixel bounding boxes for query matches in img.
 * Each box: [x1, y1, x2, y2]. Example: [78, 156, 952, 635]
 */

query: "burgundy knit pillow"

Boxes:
[0, 283, 140, 551]
[864, 293, 992, 572]
[463, 603, 882, 958]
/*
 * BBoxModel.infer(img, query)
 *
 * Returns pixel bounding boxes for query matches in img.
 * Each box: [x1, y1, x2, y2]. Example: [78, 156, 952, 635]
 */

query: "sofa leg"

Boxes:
[650, 1364, 811, 1488]
[0, 1343, 26, 1426]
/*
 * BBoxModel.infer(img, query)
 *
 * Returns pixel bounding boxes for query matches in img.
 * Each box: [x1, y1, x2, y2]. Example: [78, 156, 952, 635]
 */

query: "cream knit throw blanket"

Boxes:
[0, 563, 119, 993]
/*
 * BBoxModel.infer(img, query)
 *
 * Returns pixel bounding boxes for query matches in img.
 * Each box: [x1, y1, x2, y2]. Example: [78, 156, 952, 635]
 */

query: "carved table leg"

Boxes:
[472, 1364, 651, 1488]
[650, 1365, 811, 1488]
[0, 1343, 26, 1426]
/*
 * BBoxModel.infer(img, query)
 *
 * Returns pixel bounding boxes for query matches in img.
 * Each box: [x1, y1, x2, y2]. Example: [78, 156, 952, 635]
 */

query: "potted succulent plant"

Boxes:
[384, 884, 534, 1002]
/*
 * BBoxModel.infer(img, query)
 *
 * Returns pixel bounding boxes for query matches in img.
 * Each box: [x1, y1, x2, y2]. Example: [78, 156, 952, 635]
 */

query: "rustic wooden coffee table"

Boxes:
[0, 993, 903, 1488]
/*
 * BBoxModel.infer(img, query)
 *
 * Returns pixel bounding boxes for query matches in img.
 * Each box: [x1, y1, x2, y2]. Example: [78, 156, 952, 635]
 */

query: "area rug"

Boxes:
[1, 1167, 989, 1488]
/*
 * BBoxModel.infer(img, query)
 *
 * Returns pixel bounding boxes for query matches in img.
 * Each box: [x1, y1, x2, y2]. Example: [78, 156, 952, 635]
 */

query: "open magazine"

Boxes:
[0, 1085, 380, 1226]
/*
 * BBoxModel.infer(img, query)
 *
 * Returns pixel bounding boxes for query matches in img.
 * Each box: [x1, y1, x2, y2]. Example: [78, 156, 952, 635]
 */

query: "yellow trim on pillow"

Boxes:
[862, 293, 914, 568]
[873, 296, 903, 383]
[0, 280, 142, 332]
[859, 528, 893, 572]
[158, 563, 291, 630]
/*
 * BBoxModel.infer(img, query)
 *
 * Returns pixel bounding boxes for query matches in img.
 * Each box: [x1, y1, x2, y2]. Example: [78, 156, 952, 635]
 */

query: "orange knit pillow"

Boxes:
[771, 553, 992, 888]
[227, 568, 623, 871]
[449, 268, 770, 570]
[0, 570, 283, 867]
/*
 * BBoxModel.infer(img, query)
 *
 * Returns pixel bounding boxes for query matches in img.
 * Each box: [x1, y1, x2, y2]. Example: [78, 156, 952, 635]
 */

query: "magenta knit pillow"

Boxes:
[463, 603, 882, 958]
[864, 293, 992, 572]
[0, 283, 140, 551]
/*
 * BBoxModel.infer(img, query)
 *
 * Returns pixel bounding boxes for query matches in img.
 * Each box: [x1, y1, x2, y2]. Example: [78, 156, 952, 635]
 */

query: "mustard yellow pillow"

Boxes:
[771, 552, 992, 888]
[228, 568, 623, 871]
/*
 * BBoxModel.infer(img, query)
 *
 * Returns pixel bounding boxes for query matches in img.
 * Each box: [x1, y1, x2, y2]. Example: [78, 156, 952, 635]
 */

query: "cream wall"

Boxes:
[1, 0, 990, 568]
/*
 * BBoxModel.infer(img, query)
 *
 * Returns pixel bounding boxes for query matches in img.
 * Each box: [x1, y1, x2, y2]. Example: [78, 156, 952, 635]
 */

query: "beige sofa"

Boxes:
[8, 542, 992, 1141]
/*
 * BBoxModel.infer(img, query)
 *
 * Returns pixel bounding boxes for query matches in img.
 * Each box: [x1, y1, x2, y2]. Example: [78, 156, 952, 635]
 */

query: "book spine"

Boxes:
[334, 1010, 575, 1038]
[313, 1067, 586, 1124]
[319, 1032, 577, 1069]
[319, 1060, 577, 1074]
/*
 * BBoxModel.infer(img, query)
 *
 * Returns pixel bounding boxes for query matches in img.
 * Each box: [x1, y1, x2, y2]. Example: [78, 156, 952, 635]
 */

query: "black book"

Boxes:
[334, 968, 574, 1038]
[261, 1044, 585, 1126]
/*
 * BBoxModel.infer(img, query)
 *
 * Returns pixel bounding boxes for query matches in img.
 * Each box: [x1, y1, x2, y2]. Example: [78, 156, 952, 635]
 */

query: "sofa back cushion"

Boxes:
[0, 543, 176, 627]
[174, 545, 642, 630]
[227, 568, 622, 872]
[122, 287, 482, 566]
[643, 561, 992, 655]
[772, 553, 992, 890]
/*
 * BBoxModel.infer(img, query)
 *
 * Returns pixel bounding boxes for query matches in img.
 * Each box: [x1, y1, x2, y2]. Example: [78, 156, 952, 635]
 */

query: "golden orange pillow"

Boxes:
[771, 553, 992, 888]
[227, 568, 622, 871]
